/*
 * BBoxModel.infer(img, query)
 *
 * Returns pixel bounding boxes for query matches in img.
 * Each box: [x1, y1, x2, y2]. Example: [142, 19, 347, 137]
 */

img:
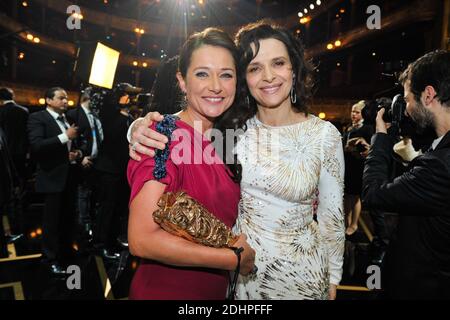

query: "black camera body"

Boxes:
[361, 94, 408, 137]
[84, 83, 149, 115]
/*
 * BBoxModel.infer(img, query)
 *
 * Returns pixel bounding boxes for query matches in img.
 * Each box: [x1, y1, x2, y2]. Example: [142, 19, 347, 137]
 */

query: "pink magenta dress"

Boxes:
[127, 118, 240, 299]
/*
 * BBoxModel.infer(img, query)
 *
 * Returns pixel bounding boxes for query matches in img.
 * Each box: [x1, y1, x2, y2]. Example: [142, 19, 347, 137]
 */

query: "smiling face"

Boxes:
[245, 38, 294, 110]
[177, 45, 236, 121]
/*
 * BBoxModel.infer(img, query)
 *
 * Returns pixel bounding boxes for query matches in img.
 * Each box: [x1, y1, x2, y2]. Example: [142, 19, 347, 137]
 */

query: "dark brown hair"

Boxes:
[234, 20, 315, 125]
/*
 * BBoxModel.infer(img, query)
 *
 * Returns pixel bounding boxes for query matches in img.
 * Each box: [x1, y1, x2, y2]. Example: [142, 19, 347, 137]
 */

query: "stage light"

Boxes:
[104, 0, 108, 3]
[304, 8, 308, 13]
[340, 9, 345, 13]
[142, 62, 148, 68]
[310, 4, 314, 10]
[300, 17, 310, 24]
[26, 34, 34, 40]
[39, 98, 45, 105]
[133, 61, 138, 66]
[296, 29, 301, 34]
[30, 231, 37, 238]
[22, 1, 28, 7]
[18, 52, 25, 59]
[298, 12, 303, 18]
[198, 0, 204, 4]
[52, 60, 56, 64]
[334, 40, 342, 47]
[140, 29, 145, 34]
[319, 112, 326, 119]
[337, 62, 341, 67]
[316, 0, 321, 5]
[372, 52, 377, 56]
[89, 42, 120, 89]
[327, 43, 334, 50]
[68, 100, 74, 106]
[36, 228, 42, 235]
[33, 37, 40, 43]
[72, 13, 83, 20]
[134, 27, 140, 33]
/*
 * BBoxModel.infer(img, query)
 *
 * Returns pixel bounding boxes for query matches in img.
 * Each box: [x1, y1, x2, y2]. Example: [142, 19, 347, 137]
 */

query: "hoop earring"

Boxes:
[290, 74, 297, 104]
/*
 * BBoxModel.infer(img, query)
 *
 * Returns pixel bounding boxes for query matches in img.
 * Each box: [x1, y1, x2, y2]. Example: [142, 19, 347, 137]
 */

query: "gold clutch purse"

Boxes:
[153, 191, 239, 248]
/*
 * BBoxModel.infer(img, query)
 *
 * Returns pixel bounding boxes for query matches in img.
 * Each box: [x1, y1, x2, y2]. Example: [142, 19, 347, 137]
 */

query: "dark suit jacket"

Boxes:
[0, 127, 18, 205]
[362, 131, 450, 299]
[66, 106, 93, 157]
[27, 110, 71, 193]
[95, 105, 132, 175]
[0, 101, 29, 156]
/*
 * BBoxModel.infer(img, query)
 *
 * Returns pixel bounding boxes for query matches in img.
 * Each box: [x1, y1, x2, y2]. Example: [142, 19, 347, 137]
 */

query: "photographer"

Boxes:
[93, 83, 134, 259]
[362, 50, 450, 299]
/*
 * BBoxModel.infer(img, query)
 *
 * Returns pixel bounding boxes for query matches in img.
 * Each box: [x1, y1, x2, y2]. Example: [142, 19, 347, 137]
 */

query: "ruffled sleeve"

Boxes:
[127, 115, 180, 203]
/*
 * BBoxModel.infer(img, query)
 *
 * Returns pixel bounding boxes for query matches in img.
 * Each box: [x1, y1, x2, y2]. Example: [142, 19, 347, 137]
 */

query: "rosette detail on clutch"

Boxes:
[153, 191, 239, 248]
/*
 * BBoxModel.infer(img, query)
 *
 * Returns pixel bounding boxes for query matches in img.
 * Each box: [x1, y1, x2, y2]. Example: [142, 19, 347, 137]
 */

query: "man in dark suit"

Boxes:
[93, 87, 133, 260]
[27, 87, 82, 274]
[0, 87, 29, 240]
[362, 50, 450, 299]
[0, 127, 18, 257]
[66, 89, 103, 243]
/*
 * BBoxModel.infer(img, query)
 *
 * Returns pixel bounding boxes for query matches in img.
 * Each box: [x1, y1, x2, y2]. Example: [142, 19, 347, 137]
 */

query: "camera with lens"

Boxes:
[84, 83, 150, 115]
[361, 94, 408, 137]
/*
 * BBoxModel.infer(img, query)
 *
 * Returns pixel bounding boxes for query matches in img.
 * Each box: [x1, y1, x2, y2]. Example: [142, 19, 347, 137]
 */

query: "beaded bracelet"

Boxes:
[227, 246, 244, 300]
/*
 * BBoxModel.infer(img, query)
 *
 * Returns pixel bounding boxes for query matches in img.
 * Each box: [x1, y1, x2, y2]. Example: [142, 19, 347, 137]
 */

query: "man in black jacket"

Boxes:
[362, 50, 450, 299]
[93, 88, 133, 259]
[0, 87, 29, 240]
[0, 127, 18, 257]
[67, 89, 103, 243]
[27, 87, 81, 274]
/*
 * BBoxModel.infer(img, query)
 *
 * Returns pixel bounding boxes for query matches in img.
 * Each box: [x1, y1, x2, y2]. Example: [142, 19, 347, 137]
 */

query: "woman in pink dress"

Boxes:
[127, 28, 255, 300]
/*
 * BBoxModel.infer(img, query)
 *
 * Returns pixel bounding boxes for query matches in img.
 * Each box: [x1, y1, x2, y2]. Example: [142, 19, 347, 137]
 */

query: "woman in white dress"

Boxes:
[232, 21, 345, 300]
[128, 21, 345, 300]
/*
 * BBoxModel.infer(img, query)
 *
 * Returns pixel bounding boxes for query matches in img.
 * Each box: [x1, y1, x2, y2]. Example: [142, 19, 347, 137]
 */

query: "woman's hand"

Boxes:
[233, 234, 256, 275]
[328, 284, 337, 300]
[129, 111, 168, 161]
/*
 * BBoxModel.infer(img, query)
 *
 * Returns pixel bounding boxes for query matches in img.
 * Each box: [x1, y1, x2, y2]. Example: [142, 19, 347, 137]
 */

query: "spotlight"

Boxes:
[334, 40, 342, 47]
[68, 100, 74, 106]
[319, 112, 326, 119]
[133, 61, 138, 66]
[26, 34, 34, 40]
[304, 8, 308, 13]
[39, 98, 46, 105]
[18, 52, 25, 59]
[310, 4, 314, 10]
[22, 1, 28, 7]
[298, 12, 303, 18]
[316, 0, 321, 5]
[327, 43, 334, 50]
[33, 37, 40, 43]
[142, 62, 148, 68]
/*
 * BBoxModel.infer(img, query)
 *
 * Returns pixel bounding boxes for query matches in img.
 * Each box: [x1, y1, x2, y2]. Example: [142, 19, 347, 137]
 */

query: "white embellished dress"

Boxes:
[233, 115, 345, 300]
